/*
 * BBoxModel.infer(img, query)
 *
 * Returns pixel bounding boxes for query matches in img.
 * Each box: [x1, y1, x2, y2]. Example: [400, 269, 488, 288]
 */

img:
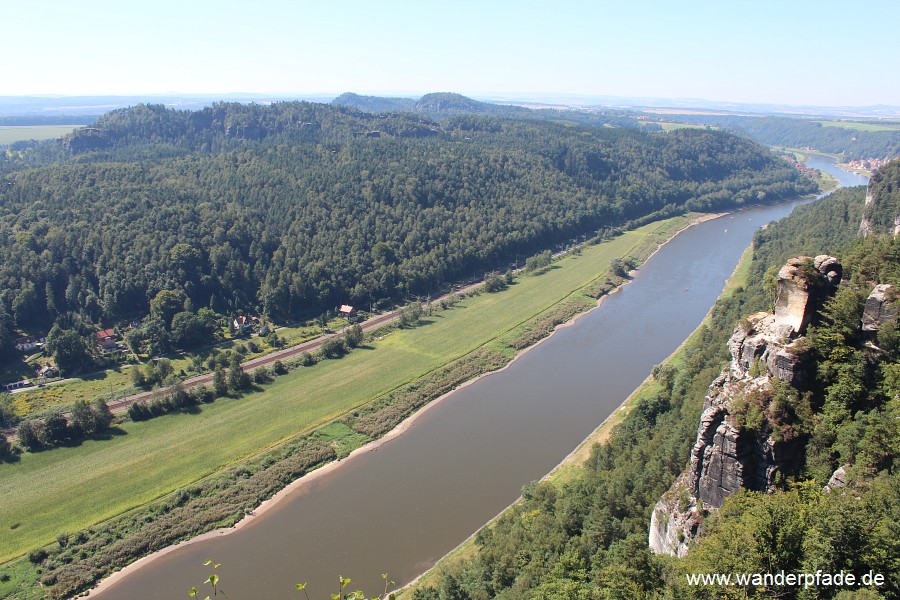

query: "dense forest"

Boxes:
[410, 174, 900, 599]
[0, 99, 815, 363]
[662, 114, 900, 161]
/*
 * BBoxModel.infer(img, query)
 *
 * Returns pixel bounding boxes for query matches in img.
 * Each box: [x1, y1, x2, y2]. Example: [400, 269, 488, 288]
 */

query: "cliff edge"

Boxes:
[649, 255, 841, 556]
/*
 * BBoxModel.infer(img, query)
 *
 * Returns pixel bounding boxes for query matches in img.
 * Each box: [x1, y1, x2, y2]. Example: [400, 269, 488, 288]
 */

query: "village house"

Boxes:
[233, 315, 252, 333]
[339, 304, 357, 318]
[14, 336, 39, 352]
[96, 328, 118, 351]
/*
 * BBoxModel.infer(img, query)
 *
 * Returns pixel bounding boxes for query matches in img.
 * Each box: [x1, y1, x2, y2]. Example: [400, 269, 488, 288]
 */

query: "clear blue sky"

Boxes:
[5, 0, 899, 106]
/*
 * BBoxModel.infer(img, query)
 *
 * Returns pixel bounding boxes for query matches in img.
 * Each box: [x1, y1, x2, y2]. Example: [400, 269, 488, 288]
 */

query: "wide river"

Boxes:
[95, 157, 867, 599]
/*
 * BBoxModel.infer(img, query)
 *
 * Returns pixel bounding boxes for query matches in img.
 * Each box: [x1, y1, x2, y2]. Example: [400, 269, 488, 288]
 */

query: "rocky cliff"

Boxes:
[859, 159, 900, 236]
[649, 255, 841, 557]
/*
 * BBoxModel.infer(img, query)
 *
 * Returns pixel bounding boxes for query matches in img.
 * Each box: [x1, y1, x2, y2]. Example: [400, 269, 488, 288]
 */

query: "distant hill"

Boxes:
[332, 91, 653, 130]
[331, 91, 532, 119]
[331, 92, 416, 113]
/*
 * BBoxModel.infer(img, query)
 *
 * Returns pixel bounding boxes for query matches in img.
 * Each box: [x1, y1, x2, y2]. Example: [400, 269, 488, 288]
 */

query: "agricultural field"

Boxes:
[0, 217, 688, 562]
[651, 121, 714, 131]
[0, 125, 83, 144]
[816, 120, 900, 132]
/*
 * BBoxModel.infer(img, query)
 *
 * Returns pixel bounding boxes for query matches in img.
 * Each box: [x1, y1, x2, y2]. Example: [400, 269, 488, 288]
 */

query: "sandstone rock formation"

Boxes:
[649, 256, 841, 557]
[859, 159, 900, 237]
[862, 284, 897, 334]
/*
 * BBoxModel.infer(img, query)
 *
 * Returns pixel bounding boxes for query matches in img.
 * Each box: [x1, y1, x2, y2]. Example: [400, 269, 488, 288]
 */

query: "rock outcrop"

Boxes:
[650, 256, 841, 557]
[862, 284, 897, 334]
[859, 159, 900, 237]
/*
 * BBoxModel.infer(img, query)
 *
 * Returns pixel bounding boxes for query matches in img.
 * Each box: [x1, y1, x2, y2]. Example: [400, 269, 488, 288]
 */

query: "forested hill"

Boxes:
[0, 101, 814, 346]
[662, 114, 900, 161]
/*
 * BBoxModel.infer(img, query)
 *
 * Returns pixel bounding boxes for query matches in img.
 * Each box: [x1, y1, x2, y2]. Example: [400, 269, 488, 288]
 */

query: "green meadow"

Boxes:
[0, 125, 83, 145]
[0, 216, 690, 563]
[816, 120, 900, 132]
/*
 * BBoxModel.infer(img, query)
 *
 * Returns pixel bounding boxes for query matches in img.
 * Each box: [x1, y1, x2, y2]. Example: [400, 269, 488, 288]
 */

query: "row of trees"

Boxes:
[16, 399, 113, 451]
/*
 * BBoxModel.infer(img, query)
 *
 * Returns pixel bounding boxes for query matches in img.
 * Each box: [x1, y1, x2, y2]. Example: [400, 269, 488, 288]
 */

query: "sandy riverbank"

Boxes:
[85, 211, 727, 597]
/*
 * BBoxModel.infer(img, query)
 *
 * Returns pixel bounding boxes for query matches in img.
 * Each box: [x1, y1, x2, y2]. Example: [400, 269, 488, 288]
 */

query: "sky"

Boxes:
[4, 0, 899, 107]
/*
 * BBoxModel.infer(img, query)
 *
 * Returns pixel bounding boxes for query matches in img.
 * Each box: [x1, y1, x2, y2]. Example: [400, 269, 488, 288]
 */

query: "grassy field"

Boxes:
[816, 120, 900, 132]
[653, 122, 713, 131]
[398, 244, 754, 597]
[0, 125, 83, 144]
[0, 217, 692, 563]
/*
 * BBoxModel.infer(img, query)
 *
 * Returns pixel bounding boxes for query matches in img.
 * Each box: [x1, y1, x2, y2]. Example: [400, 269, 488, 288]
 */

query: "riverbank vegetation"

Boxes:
[403, 180, 900, 600]
[0, 214, 705, 599]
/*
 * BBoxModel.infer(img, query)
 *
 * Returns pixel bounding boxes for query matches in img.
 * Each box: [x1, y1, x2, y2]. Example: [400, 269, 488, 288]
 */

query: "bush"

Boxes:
[213, 367, 228, 397]
[272, 360, 287, 374]
[193, 384, 215, 403]
[28, 548, 48, 564]
[320, 338, 347, 359]
[300, 352, 315, 367]
[344, 324, 364, 348]
[127, 402, 151, 422]
[252, 366, 271, 384]
[17, 419, 43, 450]
[484, 271, 507, 293]
[0, 434, 14, 460]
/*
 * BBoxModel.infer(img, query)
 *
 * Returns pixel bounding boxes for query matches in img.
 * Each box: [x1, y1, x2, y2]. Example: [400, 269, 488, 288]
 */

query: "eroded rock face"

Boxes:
[773, 256, 841, 334]
[650, 257, 841, 556]
[649, 473, 699, 557]
[824, 464, 850, 492]
[862, 284, 897, 333]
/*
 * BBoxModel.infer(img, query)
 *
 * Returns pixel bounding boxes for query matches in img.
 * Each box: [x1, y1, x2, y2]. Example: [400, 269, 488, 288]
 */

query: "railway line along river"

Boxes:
[92, 157, 868, 599]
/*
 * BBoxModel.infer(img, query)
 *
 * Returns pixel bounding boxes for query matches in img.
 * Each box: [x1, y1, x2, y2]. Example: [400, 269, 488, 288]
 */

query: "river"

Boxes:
[93, 157, 868, 599]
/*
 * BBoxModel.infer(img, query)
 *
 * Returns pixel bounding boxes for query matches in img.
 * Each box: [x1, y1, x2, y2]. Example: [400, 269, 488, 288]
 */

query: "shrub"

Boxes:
[17, 419, 44, 450]
[321, 338, 347, 359]
[484, 271, 507, 293]
[28, 548, 48, 564]
[252, 366, 271, 384]
[344, 324, 364, 348]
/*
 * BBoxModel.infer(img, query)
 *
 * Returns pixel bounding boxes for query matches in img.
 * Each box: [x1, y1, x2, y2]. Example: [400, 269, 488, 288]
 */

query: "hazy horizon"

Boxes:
[6, 0, 899, 108]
